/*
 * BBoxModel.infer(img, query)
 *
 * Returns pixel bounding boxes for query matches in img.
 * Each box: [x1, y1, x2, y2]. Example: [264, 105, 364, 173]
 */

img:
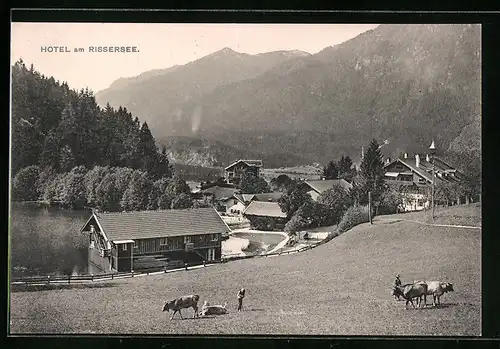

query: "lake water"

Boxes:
[9, 203, 91, 277]
[231, 232, 285, 255]
[9, 204, 288, 277]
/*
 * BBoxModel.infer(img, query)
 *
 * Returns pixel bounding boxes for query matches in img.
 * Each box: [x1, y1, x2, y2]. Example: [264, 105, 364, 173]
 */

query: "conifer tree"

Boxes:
[354, 139, 387, 206]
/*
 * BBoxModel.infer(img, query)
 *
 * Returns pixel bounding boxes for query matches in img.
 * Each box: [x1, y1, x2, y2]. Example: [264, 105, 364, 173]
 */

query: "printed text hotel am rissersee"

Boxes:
[40, 45, 139, 53]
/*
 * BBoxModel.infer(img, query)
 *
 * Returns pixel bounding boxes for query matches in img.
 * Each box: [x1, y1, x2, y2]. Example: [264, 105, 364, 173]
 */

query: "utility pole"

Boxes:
[368, 191, 373, 225]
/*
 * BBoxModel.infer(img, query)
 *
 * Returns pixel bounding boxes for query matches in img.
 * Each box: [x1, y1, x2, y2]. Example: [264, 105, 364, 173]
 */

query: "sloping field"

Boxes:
[381, 203, 481, 227]
[9, 219, 480, 336]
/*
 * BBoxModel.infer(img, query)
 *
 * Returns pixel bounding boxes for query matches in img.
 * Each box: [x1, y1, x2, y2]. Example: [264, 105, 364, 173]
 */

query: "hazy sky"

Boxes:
[11, 23, 379, 92]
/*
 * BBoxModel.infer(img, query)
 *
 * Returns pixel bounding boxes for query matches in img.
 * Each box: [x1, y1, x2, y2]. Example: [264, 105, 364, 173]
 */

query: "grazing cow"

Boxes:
[391, 283, 422, 304]
[200, 301, 228, 316]
[392, 282, 428, 309]
[162, 295, 200, 320]
[414, 280, 454, 307]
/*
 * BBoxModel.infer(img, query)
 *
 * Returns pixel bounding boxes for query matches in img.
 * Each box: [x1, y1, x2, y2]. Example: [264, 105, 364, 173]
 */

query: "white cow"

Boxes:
[414, 280, 454, 307]
[200, 301, 228, 316]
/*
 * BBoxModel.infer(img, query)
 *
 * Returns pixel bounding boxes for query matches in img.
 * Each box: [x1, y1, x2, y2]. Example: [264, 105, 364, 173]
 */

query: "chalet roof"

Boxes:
[384, 156, 465, 185]
[224, 159, 263, 170]
[227, 193, 256, 204]
[199, 186, 239, 200]
[241, 194, 256, 202]
[243, 201, 287, 218]
[83, 208, 230, 242]
[303, 179, 353, 194]
[251, 192, 283, 202]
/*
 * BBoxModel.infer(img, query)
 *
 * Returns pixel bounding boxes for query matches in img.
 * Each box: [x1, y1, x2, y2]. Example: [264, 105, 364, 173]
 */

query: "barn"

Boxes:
[243, 201, 287, 231]
[80, 207, 231, 273]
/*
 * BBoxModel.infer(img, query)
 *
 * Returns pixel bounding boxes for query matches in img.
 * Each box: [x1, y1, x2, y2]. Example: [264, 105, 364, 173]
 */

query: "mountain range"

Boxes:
[95, 24, 481, 168]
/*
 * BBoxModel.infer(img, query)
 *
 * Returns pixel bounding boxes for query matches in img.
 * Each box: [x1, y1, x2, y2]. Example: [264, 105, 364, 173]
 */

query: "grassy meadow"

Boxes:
[381, 202, 481, 227]
[10, 204, 480, 336]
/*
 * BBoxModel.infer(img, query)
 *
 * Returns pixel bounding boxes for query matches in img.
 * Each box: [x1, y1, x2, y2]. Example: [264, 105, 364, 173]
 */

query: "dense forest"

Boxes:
[10, 60, 198, 211]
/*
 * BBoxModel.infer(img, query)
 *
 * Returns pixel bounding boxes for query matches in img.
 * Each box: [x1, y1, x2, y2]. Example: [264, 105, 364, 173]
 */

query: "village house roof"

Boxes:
[81, 208, 230, 242]
[227, 192, 282, 205]
[384, 156, 464, 185]
[251, 192, 283, 202]
[227, 194, 253, 204]
[238, 193, 256, 202]
[199, 186, 239, 200]
[303, 179, 353, 194]
[224, 159, 263, 171]
[243, 201, 287, 218]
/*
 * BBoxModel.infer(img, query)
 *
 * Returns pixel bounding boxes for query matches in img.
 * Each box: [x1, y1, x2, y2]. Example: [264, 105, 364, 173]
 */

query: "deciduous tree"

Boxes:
[278, 184, 313, 219]
[240, 170, 270, 194]
[12, 165, 41, 201]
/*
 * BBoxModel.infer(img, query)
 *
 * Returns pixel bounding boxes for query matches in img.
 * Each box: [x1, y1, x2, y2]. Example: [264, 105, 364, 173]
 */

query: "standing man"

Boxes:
[237, 288, 245, 311]
[393, 274, 402, 300]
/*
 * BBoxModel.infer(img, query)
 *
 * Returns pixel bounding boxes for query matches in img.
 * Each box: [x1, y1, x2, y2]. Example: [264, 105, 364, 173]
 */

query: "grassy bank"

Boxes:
[10, 216, 480, 336]
[379, 202, 481, 227]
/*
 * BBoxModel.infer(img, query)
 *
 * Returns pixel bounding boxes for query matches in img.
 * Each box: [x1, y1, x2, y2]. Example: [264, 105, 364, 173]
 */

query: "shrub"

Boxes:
[338, 205, 370, 233]
[247, 216, 276, 231]
[12, 165, 41, 201]
[58, 166, 88, 209]
[171, 193, 193, 209]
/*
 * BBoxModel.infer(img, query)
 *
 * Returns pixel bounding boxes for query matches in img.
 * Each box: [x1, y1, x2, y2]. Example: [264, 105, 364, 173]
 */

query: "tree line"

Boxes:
[10, 60, 191, 211]
[11, 59, 172, 180]
[12, 165, 204, 211]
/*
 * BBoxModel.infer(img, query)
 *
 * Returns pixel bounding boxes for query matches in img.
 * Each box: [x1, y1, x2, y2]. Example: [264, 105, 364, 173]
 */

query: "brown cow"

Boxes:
[392, 282, 428, 309]
[162, 295, 200, 320]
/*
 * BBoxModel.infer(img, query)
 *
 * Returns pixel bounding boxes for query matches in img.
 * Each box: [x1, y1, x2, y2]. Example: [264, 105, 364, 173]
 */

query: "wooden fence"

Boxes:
[221, 240, 322, 262]
[11, 236, 330, 286]
[10, 260, 222, 286]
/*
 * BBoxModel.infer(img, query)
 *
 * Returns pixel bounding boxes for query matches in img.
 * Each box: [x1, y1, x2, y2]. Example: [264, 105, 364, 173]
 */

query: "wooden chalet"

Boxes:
[224, 192, 283, 216]
[80, 208, 231, 273]
[299, 179, 353, 201]
[383, 153, 469, 210]
[197, 185, 240, 212]
[224, 159, 263, 185]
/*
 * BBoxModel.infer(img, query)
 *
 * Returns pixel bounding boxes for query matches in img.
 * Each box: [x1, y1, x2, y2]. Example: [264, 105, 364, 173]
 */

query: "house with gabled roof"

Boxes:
[223, 192, 283, 216]
[80, 208, 230, 273]
[224, 159, 263, 185]
[299, 179, 353, 201]
[383, 153, 468, 211]
[242, 201, 287, 231]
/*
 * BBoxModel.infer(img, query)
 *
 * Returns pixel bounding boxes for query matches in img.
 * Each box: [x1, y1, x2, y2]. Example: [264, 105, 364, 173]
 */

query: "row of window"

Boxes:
[119, 234, 220, 252]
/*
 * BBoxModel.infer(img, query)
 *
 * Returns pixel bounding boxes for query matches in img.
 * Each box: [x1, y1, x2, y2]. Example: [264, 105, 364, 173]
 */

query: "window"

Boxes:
[207, 248, 216, 261]
[184, 236, 192, 244]
[160, 238, 167, 245]
[134, 240, 139, 248]
[211, 233, 218, 241]
[172, 237, 182, 250]
[122, 244, 127, 251]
